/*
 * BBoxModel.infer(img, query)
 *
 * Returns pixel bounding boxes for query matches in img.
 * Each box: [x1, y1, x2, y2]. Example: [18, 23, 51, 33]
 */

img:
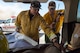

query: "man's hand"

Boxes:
[49, 22, 56, 29]
[16, 27, 20, 32]
[53, 42, 61, 49]
[52, 38, 66, 53]
[67, 44, 74, 50]
[52, 38, 60, 49]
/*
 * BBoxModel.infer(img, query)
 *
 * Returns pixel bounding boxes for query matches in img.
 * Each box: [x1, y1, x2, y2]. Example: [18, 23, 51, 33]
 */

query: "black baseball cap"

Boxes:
[31, 1, 41, 9]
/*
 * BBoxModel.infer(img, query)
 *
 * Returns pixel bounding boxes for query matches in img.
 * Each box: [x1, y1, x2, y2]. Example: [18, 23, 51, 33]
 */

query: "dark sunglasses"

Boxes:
[49, 8, 55, 10]
[33, 7, 39, 11]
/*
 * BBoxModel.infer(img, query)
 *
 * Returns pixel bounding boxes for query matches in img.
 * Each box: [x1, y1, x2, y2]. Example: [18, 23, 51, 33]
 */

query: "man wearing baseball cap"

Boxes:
[14, 1, 61, 53]
[43, 1, 64, 43]
[31, 1, 41, 9]
[43, 1, 56, 28]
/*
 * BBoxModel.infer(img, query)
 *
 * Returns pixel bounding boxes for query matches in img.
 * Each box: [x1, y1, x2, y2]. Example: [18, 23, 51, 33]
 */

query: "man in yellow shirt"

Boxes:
[43, 1, 64, 43]
[15, 0, 60, 49]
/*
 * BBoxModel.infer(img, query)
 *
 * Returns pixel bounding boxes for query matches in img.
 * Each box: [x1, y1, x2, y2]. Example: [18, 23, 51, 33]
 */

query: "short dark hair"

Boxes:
[31, 1, 41, 9]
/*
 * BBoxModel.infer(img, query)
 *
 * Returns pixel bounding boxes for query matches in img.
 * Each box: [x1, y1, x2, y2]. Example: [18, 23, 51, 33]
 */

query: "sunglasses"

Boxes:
[33, 7, 40, 11]
[49, 8, 55, 10]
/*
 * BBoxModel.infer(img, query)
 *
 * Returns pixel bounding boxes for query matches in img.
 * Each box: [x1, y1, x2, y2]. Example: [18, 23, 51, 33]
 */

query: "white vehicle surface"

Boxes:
[0, 17, 16, 33]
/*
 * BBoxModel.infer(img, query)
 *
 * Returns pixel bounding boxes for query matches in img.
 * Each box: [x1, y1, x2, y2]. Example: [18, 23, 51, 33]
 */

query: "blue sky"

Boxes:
[0, 0, 65, 20]
[77, 1, 80, 18]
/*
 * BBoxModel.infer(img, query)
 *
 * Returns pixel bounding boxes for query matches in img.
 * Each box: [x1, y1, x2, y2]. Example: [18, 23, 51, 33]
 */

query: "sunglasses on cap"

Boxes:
[49, 6, 55, 10]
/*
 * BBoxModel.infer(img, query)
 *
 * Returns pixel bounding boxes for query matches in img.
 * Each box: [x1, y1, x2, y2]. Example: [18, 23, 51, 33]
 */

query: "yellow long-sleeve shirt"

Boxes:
[43, 11, 57, 25]
[15, 10, 57, 42]
[43, 10, 64, 34]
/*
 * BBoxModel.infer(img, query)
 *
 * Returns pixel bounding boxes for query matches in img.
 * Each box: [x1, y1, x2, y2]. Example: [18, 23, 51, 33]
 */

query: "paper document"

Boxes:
[15, 33, 38, 46]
